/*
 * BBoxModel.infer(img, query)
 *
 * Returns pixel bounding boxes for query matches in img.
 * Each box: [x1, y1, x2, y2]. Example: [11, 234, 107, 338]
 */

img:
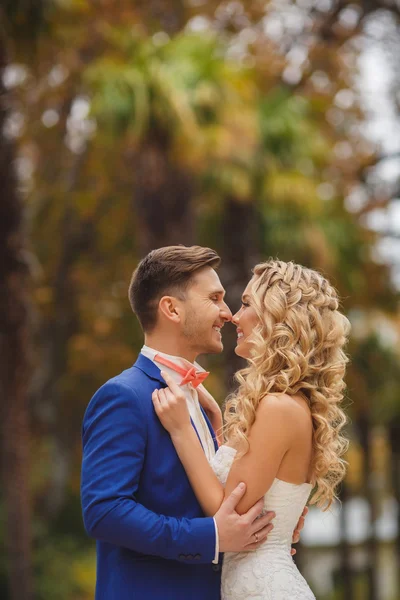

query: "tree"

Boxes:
[87, 28, 247, 254]
[0, 2, 48, 597]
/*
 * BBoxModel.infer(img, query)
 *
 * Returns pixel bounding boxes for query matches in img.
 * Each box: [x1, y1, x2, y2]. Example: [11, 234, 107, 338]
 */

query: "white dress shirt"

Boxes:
[141, 345, 220, 563]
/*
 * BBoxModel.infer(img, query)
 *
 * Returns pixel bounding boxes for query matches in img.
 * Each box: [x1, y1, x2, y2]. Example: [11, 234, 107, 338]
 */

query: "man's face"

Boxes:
[180, 267, 232, 356]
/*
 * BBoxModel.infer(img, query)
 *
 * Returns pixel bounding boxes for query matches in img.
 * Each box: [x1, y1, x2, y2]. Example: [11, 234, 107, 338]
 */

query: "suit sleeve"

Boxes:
[81, 381, 216, 563]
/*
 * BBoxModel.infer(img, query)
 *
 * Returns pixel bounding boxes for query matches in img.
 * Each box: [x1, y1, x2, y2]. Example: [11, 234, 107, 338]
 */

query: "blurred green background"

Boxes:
[1, 1, 400, 599]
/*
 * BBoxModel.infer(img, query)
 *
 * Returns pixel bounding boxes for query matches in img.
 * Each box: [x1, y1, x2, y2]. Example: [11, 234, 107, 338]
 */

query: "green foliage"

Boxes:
[86, 30, 241, 146]
[34, 535, 95, 600]
[259, 90, 329, 166]
[350, 333, 400, 423]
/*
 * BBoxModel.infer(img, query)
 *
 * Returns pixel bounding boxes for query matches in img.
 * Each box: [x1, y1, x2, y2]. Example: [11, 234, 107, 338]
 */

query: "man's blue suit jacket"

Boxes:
[81, 353, 222, 600]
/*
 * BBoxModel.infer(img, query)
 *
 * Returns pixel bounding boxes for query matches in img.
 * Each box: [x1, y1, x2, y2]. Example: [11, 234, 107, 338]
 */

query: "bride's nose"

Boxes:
[231, 310, 240, 325]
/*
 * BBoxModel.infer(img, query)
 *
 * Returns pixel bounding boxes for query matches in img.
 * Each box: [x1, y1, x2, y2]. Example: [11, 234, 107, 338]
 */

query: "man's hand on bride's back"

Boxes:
[215, 482, 275, 553]
[290, 506, 308, 556]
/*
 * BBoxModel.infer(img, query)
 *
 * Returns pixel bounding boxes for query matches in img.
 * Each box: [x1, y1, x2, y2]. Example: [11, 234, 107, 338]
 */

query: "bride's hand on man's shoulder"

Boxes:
[151, 371, 191, 436]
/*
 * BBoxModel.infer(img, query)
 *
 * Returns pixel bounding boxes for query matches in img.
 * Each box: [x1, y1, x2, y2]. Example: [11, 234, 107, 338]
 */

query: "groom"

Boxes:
[81, 246, 304, 600]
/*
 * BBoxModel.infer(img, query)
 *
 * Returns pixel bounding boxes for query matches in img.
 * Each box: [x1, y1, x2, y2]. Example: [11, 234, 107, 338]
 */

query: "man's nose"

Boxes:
[220, 302, 232, 322]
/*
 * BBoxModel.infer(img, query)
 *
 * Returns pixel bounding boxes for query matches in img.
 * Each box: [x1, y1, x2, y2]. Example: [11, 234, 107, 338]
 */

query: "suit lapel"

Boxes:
[190, 417, 205, 452]
[133, 353, 166, 385]
[133, 353, 213, 453]
[200, 405, 219, 452]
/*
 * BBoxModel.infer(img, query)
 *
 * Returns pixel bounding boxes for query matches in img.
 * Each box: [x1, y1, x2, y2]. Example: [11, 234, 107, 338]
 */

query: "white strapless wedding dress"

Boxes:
[211, 445, 316, 600]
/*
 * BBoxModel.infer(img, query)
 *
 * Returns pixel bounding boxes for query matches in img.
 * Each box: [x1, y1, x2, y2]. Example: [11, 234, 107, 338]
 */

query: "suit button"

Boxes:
[179, 554, 185, 560]
[212, 564, 221, 572]
[194, 554, 201, 560]
[187, 554, 193, 560]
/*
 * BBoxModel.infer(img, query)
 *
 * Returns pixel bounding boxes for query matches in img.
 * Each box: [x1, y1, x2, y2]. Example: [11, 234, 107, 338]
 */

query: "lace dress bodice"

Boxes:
[211, 445, 316, 600]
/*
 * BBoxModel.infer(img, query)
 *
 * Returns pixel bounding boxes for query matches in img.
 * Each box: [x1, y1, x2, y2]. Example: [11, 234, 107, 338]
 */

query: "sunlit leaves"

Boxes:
[86, 30, 242, 152]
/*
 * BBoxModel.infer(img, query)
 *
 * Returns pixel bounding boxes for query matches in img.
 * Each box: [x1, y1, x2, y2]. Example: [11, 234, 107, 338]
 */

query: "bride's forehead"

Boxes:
[243, 276, 258, 296]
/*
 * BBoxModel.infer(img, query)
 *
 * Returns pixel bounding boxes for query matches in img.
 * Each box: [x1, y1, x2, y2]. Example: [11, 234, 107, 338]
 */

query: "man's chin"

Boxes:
[200, 341, 224, 355]
[211, 342, 224, 354]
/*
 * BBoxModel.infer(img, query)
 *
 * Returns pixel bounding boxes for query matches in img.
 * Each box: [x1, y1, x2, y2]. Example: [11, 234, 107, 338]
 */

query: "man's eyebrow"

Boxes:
[210, 289, 226, 297]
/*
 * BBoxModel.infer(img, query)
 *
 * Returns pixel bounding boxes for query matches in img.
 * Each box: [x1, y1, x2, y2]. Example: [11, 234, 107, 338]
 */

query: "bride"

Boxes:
[152, 259, 350, 599]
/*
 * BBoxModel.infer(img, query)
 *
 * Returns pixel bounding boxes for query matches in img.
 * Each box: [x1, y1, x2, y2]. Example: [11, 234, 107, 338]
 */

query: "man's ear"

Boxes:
[158, 296, 182, 324]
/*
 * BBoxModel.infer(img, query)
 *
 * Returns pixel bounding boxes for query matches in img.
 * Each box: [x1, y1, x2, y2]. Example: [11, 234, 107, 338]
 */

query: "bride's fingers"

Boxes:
[160, 371, 182, 395]
[157, 387, 184, 409]
[164, 387, 177, 403]
[157, 388, 167, 404]
[151, 390, 162, 414]
[160, 372, 186, 402]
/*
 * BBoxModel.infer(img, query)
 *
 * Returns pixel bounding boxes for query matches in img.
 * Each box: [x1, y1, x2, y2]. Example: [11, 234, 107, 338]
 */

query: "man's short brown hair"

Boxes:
[128, 245, 221, 332]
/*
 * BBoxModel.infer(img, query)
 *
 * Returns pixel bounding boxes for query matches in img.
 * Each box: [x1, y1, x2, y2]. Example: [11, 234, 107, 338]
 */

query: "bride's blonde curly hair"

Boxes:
[224, 260, 350, 510]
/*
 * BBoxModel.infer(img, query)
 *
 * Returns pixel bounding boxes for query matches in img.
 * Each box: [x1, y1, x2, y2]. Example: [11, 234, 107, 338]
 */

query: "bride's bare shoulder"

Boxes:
[257, 393, 312, 427]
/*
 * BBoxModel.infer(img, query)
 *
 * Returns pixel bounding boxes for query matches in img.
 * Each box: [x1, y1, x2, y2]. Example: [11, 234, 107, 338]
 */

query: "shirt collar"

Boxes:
[141, 345, 206, 373]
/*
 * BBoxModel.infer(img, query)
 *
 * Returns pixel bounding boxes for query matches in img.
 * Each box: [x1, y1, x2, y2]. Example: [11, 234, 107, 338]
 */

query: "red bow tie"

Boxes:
[154, 354, 209, 388]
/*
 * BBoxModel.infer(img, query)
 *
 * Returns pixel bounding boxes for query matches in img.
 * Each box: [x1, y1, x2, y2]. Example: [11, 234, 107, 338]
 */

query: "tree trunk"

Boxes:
[34, 147, 100, 518]
[338, 480, 354, 600]
[358, 411, 380, 600]
[0, 28, 33, 600]
[217, 197, 261, 389]
[133, 140, 196, 255]
[388, 416, 400, 595]
[136, 0, 186, 36]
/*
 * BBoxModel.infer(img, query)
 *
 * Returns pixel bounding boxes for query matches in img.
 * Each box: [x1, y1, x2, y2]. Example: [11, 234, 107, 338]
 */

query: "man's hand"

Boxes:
[214, 483, 275, 553]
[290, 506, 308, 556]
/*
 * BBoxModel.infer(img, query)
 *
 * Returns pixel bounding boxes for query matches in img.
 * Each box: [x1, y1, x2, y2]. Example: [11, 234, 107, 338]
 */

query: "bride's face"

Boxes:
[232, 276, 260, 359]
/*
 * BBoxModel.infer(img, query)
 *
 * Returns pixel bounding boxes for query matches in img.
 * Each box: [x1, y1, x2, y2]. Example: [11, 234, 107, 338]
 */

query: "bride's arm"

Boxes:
[169, 426, 225, 516]
[224, 395, 301, 514]
[152, 373, 224, 516]
[153, 373, 298, 517]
